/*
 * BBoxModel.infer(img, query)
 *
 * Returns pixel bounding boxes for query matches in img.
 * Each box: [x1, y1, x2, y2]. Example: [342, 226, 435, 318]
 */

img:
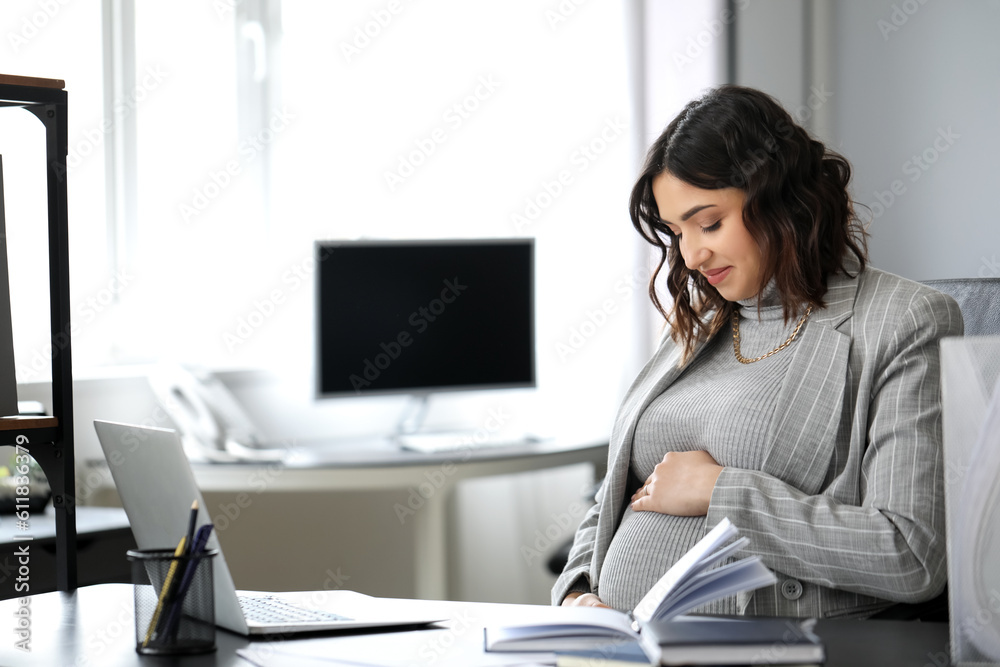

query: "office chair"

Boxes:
[922, 277, 1000, 336]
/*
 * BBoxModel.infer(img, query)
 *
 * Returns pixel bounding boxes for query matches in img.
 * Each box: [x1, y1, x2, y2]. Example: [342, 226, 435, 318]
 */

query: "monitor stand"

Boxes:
[394, 393, 432, 436]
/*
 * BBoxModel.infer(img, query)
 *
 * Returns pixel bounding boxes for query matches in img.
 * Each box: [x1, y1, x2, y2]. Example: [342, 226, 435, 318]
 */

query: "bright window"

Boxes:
[115, 2, 635, 432]
[1, 0, 106, 385]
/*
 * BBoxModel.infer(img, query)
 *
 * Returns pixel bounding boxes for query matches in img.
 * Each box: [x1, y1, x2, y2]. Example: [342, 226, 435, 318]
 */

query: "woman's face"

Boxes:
[651, 171, 763, 302]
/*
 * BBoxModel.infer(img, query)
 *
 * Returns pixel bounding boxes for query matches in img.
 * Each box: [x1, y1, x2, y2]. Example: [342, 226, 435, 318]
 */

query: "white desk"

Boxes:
[191, 436, 608, 600]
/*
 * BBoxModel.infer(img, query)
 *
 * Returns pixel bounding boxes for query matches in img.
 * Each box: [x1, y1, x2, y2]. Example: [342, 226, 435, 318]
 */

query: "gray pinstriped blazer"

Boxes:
[552, 264, 964, 618]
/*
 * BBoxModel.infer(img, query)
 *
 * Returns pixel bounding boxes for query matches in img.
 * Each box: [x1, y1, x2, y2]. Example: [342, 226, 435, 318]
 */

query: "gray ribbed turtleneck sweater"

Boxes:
[598, 285, 809, 613]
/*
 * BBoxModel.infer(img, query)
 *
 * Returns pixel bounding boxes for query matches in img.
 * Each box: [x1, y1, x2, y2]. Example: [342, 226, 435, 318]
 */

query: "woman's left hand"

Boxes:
[630, 450, 724, 516]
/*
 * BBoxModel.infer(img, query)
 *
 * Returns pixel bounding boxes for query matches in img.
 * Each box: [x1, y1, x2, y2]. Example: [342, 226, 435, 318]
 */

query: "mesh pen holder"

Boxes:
[127, 548, 218, 655]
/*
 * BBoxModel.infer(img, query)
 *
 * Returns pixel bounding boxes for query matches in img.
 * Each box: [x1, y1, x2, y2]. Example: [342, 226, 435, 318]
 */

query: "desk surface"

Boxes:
[242, 434, 608, 468]
[0, 583, 953, 666]
[186, 436, 609, 492]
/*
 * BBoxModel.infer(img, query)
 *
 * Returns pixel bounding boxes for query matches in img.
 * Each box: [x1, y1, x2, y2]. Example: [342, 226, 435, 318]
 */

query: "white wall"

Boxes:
[735, 0, 1000, 281]
[829, 1, 1000, 280]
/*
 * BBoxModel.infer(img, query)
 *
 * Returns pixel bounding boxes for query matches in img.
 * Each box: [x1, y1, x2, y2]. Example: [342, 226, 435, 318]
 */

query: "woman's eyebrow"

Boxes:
[662, 204, 717, 225]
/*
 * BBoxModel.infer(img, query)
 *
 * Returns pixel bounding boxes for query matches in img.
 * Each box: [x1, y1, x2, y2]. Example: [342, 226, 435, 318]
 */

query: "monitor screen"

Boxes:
[315, 238, 535, 398]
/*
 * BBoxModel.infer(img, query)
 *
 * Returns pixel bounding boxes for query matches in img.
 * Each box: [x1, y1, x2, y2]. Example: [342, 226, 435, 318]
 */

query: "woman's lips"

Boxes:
[703, 266, 732, 286]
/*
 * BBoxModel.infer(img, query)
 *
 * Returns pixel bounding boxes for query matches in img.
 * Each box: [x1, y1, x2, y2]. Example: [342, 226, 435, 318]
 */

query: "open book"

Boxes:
[485, 518, 777, 653]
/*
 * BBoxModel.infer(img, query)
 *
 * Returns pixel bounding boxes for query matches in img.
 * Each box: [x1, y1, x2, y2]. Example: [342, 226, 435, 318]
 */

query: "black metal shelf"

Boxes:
[0, 416, 58, 447]
[0, 73, 75, 591]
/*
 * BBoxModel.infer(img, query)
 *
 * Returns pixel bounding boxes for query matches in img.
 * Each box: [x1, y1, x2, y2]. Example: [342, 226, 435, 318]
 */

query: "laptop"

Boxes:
[94, 419, 443, 635]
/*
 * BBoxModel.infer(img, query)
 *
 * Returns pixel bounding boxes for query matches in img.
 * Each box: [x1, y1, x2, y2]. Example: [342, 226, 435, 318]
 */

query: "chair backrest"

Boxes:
[923, 277, 1000, 335]
[940, 336, 1000, 663]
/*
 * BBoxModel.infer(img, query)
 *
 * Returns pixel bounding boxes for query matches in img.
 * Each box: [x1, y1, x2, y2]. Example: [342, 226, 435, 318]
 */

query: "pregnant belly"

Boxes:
[598, 506, 706, 612]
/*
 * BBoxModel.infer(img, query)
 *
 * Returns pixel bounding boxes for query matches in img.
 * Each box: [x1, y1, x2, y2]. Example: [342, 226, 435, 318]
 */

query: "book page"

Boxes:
[631, 518, 737, 623]
[484, 606, 639, 651]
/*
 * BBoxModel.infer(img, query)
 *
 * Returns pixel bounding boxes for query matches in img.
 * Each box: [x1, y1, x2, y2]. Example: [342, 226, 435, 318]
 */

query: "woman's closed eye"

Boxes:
[670, 220, 722, 239]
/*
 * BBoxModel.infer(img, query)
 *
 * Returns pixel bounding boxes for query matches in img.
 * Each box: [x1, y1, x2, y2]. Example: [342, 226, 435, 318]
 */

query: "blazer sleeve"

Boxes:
[550, 482, 604, 605]
[705, 289, 963, 603]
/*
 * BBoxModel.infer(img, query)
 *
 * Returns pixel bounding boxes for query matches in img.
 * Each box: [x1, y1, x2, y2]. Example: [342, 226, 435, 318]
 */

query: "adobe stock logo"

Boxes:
[510, 117, 627, 232]
[57, 65, 169, 179]
[7, 0, 71, 53]
[868, 126, 959, 221]
[179, 107, 295, 223]
[979, 255, 1000, 279]
[339, 0, 413, 63]
[555, 268, 647, 362]
[348, 278, 468, 393]
[225, 247, 331, 352]
[383, 76, 501, 192]
[877, 0, 930, 41]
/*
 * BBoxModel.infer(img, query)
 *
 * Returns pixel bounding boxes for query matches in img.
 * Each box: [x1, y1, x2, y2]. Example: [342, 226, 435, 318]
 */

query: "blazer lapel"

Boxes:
[760, 273, 858, 494]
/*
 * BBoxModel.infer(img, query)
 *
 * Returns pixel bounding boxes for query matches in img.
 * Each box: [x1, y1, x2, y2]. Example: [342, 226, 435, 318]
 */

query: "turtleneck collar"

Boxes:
[735, 279, 786, 322]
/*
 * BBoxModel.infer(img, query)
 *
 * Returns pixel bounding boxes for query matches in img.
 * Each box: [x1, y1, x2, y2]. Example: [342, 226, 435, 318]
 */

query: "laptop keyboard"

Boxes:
[239, 595, 351, 624]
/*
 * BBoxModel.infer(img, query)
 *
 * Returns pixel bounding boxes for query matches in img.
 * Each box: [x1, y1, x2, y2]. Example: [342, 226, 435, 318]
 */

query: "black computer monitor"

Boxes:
[315, 238, 535, 398]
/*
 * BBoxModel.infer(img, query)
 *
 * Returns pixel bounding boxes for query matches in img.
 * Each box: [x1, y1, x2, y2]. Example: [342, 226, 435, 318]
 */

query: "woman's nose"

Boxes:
[682, 237, 710, 271]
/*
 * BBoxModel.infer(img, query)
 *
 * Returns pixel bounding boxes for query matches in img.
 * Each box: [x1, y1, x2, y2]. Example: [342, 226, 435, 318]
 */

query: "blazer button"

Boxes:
[780, 579, 803, 600]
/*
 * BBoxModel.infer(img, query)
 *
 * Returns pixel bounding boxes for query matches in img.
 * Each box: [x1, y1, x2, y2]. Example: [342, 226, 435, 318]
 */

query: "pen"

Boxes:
[184, 500, 199, 556]
[161, 523, 215, 639]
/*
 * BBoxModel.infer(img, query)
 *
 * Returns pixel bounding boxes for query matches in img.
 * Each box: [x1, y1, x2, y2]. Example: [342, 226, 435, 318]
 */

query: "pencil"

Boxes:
[184, 500, 199, 556]
[143, 535, 187, 647]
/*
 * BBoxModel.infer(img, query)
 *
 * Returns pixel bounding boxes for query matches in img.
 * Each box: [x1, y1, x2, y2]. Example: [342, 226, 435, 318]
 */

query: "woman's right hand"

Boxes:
[561, 592, 610, 608]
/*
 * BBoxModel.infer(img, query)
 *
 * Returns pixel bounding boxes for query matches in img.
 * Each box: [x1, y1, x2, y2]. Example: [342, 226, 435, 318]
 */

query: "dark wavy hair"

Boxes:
[629, 85, 868, 361]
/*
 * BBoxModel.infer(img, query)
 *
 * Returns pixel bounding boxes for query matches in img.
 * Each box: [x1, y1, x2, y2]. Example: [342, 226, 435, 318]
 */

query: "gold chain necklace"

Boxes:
[732, 304, 813, 364]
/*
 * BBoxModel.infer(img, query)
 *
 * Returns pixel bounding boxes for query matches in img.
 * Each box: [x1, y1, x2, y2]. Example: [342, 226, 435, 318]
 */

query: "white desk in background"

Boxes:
[190, 435, 608, 600]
